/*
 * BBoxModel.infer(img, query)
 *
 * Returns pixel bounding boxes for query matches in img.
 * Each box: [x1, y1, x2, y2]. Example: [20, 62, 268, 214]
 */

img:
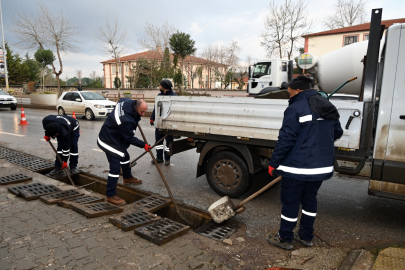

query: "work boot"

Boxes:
[165, 160, 170, 166]
[49, 168, 61, 176]
[70, 168, 80, 175]
[266, 233, 293, 250]
[151, 159, 163, 164]
[106, 195, 126, 206]
[123, 176, 142, 185]
[294, 232, 313, 247]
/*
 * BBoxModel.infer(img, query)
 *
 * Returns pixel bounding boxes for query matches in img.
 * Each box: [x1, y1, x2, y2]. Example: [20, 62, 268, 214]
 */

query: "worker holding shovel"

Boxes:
[43, 115, 80, 176]
[97, 99, 151, 206]
[266, 76, 343, 250]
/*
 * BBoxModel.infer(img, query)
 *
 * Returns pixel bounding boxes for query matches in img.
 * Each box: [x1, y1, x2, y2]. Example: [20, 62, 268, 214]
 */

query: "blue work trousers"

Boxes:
[105, 151, 131, 197]
[155, 129, 173, 161]
[55, 131, 80, 169]
[279, 177, 323, 242]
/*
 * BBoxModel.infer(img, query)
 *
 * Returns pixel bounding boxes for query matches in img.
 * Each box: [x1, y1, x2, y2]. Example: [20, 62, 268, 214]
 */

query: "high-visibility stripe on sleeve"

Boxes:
[317, 118, 324, 121]
[62, 154, 69, 157]
[73, 124, 79, 131]
[70, 153, 78, 156]
[57, 151, 63, 154]
[302, 209, 317, 217]
[120, 160, 130, 164]
[98, 137, 125, 157]
[62, 150, 70, 153]
[114, 106, 121, 125]
[281, 214, 298, 222]
[277, 165, 333, 175]
[299, 115, 312, 123]
[108, 173, 119, 178]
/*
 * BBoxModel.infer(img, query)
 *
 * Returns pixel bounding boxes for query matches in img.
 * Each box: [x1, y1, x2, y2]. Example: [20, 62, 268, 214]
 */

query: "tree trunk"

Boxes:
[56, 74, 61, 97]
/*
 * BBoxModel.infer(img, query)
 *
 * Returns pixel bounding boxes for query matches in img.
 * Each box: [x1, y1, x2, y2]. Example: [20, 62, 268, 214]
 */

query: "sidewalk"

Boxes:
[0, 160, 229, 270]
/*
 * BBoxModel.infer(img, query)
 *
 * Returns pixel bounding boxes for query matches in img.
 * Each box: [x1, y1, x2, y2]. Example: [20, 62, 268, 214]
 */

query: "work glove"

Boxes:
[44, 135, 51, 141]
[268, 165, 277, 177]
[61, 161, 68, 170]
[150, 119, 154, 126]
[144, 144, 152, 152]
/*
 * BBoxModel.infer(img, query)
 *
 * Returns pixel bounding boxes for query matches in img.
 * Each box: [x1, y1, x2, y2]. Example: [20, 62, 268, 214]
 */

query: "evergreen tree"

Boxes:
[0, 43, 30, 85]
[24, 53, 41, 83]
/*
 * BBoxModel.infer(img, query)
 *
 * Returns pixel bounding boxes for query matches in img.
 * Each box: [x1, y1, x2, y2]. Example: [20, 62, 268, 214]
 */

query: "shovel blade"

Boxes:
[208, 196, 236, 223]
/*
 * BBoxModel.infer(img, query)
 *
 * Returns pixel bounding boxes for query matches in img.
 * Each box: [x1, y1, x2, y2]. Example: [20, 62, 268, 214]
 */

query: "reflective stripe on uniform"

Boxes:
[73, 124, 79, 131]
[155, 145, 164, 149]
[299, 115, 312, 123]
[97, 137, 125, 157]
[281, 214, 298, 222]
[70, 153, 78, 156]
[120, 160, 130, 164]
[165, 146, 170, 152]
[57, 151, 63, 154]
[114, 106, 121, 125]
[108, 173, 119, 178]
[277, 165, 334, 175]
[62, 154, 69, 157]
[302, 209, 317, 217]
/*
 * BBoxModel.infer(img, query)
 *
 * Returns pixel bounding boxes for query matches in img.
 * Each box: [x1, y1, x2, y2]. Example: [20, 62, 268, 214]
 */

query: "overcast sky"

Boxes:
[2, 0, 404, 79]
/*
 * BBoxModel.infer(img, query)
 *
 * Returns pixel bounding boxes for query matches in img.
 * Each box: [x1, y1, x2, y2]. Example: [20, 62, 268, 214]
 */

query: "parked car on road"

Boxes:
[56, 91, 116, 120]
[0, 89, 17, 110]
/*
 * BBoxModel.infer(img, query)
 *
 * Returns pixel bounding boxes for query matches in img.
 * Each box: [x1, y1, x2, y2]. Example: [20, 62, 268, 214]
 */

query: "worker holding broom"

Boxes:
[42, 115, 80, 176]
[97, 99, 151, 206]
[266, 76, 343, 250]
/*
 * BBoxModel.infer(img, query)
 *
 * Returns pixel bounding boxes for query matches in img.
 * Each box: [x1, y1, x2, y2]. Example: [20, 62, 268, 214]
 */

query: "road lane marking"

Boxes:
[92, 149, 103, 152]
[0, 132, 25, 137]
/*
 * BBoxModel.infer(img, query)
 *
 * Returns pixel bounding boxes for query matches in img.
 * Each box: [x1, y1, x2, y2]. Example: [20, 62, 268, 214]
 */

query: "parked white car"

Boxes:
[0, 89, 17, 110]
[56, 91, 116, 120]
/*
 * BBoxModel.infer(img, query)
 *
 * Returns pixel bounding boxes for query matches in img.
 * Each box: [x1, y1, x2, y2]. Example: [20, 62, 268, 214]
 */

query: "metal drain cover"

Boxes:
[0, 147, 18, 158]
[6, 155, 54, 173]
[57, 195, 105, 208]
[134, 218, 190, 245]
[7, 182, 47, 196]
[71, 202, 123, 218]
[132, 195, 171, 212]
[40, 189, 84, 204]
[194, 220, 239, 241]
[110, 210, 161, 231]
[18, 185, 61, 201]
[0, 174, 32, 185]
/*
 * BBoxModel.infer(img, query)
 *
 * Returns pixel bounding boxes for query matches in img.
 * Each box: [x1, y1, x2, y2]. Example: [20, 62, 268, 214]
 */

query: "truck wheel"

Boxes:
[85, 109, 95, 120]
[206, 151, 250, 198]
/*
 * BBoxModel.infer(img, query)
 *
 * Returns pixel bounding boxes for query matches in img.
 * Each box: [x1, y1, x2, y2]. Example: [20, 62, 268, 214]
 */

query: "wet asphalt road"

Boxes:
[1, 108, 405, 249]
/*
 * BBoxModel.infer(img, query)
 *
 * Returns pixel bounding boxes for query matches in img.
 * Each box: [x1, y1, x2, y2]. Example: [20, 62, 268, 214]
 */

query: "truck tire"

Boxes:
[206, 151, 250, 198]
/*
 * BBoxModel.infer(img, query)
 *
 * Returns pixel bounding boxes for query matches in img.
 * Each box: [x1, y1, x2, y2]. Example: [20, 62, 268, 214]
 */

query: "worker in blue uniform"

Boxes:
[97, 99, 151, 205]
[150, 79, 177, 166]
[43, 115, 80, 175]
[266, 76, 343, 250]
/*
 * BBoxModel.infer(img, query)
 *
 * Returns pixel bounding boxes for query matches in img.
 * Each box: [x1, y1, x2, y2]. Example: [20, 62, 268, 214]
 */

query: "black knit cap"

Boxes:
[288, 75, 312, 90]
[160, 79, 172, 90]
[44, 124, 58, 137]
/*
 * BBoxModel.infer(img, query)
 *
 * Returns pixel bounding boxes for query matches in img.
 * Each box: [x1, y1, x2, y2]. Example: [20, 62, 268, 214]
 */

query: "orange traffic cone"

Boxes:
[18, 107, 29, 125]
[72, 111, 76, 119]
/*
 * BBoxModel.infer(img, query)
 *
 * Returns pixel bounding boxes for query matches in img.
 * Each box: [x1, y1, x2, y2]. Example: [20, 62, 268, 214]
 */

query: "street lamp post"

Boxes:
[0, 0, 9, 92]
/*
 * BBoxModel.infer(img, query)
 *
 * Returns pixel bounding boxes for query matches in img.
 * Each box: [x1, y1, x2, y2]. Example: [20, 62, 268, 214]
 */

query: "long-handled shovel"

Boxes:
[137, 124, 193, 226]
[130, 135, 168, 167]
[47, 141, 96, 189]
[208, 176, 282, 223]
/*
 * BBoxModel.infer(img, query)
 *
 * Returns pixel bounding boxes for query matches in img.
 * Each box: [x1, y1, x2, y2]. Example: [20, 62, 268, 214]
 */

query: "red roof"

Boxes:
[101, 50, 227, 66]
[303, 18, 405, 38]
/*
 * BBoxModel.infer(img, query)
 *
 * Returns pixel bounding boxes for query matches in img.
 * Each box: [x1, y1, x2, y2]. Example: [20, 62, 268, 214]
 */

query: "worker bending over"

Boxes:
[43, 115, 80, 175]
[150, 79, 177, 166]
[267, 76, 343, 250]
[97, 99, 151, 205]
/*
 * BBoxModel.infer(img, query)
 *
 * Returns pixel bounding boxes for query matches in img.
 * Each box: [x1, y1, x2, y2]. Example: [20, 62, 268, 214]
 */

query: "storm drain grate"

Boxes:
[0, 174, 32, 185]
[0, 147, 19, 159]
[8, 182, 47, 196]
[132, 195, 171, 213]
[45, 170, 67, 179]
[57, 195, 105, 208]
[18, 185, 61, 201]
[194, 220, 239, 241]
[40, 189, 84, 204]
[134, 218, 190, 245]
[110, 210, 161, 231]
[6, 155, 54, 173]
[72, 202, 123, 218]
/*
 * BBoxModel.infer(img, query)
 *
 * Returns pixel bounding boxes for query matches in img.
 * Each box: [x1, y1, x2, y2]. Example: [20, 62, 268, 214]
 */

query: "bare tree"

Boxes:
[95, 17, 127, 96]
[138, 21, 176, 60]
[260, 0, 312, 60]
[200, 44, 219, 89]
[324, 0, 367, 30]
[76, 70, 82, 83]
[12, 3, 80, 96]
[89, 71, 97, 82]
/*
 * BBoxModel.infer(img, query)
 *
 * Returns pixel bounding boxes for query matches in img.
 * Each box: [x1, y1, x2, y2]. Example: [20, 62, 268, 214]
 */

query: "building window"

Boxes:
[112, 65, 116, 74]
[125, 64, 129, 73]
[125, 81, 130, 88]
[364, 34, 369, 41]
[344, 35, 358, 46]
[118, 66, 122, 74]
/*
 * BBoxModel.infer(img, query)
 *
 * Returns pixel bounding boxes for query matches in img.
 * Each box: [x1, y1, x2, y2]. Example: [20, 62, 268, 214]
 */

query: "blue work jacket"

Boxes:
[269, 90, 343, 181]
[97, 98, 145, 159]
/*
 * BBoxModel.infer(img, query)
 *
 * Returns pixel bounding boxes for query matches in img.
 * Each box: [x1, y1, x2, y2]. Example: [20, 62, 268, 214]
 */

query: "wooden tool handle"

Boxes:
[235, 176, 282, 209]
